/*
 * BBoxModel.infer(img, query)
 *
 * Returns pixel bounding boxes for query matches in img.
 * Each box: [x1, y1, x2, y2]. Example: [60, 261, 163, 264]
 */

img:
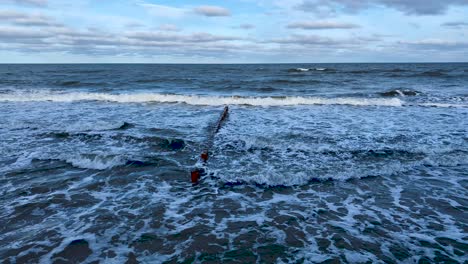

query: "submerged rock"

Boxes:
[52, 239, 92, 264]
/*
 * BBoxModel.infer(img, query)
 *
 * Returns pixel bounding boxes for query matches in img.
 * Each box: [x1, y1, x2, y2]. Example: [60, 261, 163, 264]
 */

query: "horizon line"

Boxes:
[1, 62, 467, 65]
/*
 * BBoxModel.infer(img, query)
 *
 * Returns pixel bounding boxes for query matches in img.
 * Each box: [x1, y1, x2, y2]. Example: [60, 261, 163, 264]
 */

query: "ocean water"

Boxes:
[0, 63, 467, 263]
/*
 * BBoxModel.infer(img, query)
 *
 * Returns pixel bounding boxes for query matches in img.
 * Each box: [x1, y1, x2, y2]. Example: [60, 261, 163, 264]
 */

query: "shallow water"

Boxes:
[0, 63, 467, 263]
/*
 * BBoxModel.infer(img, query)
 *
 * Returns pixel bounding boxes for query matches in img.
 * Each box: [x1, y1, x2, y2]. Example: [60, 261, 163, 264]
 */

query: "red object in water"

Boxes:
[200, 151, 209, 162]
[191, 170, 200, 183]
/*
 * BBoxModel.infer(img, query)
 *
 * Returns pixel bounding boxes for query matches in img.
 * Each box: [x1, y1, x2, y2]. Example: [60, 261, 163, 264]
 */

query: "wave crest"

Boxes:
[287, 67, 334, 73]
[0, 92, 404, 107]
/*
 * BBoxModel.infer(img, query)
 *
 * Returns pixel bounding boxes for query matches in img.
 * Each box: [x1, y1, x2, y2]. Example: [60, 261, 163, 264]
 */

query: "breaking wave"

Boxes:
[58, 154, 129, 170]
[417, 102, 468, 108]
[287, 68, 334, 73]
[9, 153, 162, 171]
[0, 91, 404, 107]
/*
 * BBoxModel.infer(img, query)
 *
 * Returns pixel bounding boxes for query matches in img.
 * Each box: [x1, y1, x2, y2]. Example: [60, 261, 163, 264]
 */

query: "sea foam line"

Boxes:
[0, 92, 404, 107]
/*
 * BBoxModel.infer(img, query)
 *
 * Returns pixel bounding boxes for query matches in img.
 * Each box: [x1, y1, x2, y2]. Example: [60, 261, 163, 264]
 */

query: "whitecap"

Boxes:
[0, 91, 404, 107]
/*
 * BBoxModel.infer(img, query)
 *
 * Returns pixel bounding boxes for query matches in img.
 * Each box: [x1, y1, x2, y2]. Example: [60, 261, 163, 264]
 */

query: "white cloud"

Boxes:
[193, 5, 231, 17]
[287, 21, 360, 30]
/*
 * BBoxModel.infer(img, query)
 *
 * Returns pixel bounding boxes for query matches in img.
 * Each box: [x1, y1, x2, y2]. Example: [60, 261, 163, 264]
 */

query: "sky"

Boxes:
[0, 0, 467, 63]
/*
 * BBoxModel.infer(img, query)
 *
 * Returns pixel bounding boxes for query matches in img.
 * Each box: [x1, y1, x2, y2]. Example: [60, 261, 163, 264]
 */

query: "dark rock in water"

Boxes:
[368, 149, 392, 157]
[52, 132, 71, 138]
[162, 139, 186, 150]
[52, 239, 92, 263]
[126, 252, 139, 264]
[401, 90, 419, 96]
[169, 139, 185, 150]
[380, 89, 419, 97]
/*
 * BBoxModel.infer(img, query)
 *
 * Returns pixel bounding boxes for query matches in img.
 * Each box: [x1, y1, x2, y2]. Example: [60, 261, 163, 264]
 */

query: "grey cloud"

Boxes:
[0, 27, 51, 44]
[6, 11, 465, 62]
[158, 24, 180, 32]
[127, 31, 239, 43]
[0, 25, 264, 59]
[399, 39, 468, 50]
[239, 24, 255, 29]
[49, 35, 255, 58]
[267, 33, 379, 50]
[287, 21, 359, 30]
[70, 38, 138, 48]
[193, 5, 231, 17]
[125, 32, 179, 42]
[3, 0, 47, 7]
[371, 33, 396, 38]
[297, 0, 468, 15]
[270, 34, 343, 46]
[442, 21, 468, 27]
[188, 32, 239, 42]
[50, 28, 104, 38]
[125, 22, 144, 29]
[0, 10, 62, 27]
[354, 35, 381, 42]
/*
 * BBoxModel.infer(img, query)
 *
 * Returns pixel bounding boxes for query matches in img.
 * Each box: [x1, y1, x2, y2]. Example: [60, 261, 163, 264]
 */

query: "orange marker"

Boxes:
[191, 170, 200, 183]
[201, 151, 209, 162]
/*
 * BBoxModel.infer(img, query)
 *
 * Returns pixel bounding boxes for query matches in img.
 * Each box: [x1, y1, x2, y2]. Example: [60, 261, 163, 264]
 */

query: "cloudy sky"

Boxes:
[0, 0, 467, 63]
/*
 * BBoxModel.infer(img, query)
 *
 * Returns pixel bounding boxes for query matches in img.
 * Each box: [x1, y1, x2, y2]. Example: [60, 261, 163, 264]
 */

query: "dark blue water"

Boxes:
[0, 64, 467, 263]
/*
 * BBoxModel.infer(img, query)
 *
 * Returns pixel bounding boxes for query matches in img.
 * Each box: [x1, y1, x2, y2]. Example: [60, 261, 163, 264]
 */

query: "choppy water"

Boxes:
[0, 63, 467, 263]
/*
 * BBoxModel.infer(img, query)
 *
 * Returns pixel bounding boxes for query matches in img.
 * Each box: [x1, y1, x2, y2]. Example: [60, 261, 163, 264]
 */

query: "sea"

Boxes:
[0, 63, 467, 263]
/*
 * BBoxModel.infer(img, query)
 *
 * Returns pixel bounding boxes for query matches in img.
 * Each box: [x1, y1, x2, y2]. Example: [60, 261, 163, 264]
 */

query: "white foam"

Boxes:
[8, 152, 129, 171]
[0, 91, 404, 107]
[395, 89, 405, 97]
[418, 103, 468, 108]
[64, 154, 128, 170]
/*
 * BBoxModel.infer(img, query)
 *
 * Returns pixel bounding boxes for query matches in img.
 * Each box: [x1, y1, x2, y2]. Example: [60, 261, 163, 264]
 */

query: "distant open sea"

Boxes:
[0, 63, 467, 263]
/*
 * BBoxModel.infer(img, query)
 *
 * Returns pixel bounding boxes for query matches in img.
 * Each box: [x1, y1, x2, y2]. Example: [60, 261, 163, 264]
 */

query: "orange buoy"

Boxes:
[191, 170, 200, 183]
[200, 151, 209, 162]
